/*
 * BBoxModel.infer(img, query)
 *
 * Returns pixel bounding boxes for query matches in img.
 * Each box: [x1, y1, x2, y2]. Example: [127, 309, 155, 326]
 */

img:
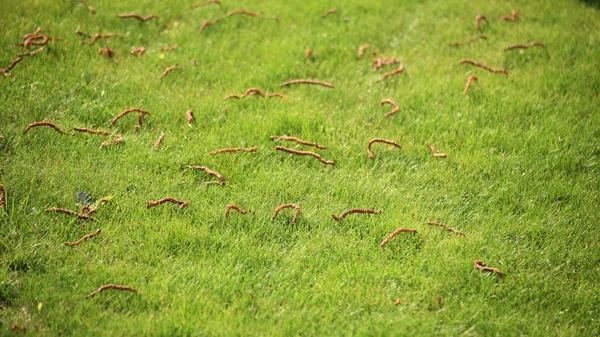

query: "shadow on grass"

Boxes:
[579, 0, 600, 9]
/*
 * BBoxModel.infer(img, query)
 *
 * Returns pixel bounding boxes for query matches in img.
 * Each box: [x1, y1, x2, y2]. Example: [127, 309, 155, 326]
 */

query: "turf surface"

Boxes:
[1, 0, 599, 335]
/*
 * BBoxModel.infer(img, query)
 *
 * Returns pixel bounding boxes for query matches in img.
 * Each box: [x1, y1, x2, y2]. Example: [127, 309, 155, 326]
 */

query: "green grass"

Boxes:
[1, 0, 599, 335]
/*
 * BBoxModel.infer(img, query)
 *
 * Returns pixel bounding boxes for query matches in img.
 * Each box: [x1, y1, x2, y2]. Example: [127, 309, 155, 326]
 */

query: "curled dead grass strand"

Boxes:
[64, 228, 101, 246]
[23, 122, 70, 135]
[331, 209, 382, 221]
[379, 99, 400, 117]
[160, 64, 179, 79]
[500, 10, 519, 22]
[46, 207, 95, 221]
[190, 0, 221, 8]
[270, 135, 327, 149]
[130, 47, 145, 56]
[503, 42, 545, 51]
[1, 57, 23, 77]
[73, 127, 112, 136]
[116, 13, 158, 21]
[100, 134, 124, 147]
[322, 8, 338, 18]
[426, 142, 447, 158]
[380, 228, 417, 247]
[475, 14, 487, 31]
[146, 197, 188, 209]
[82, 33, 123, 45]
[225, 204, 250, 219]
[426, 221, 465, 236]
[376, 64, 404, 82]
[448, 35, 486, 47]
[186, 110, 194, 126]
[110, 108, 150, 127]
[459, 59, 508, 75]
[464, 75, 478, 94]
[154, 132, 165, 150]
[475, 260, 504, 278]
[367, 138, 403, 159]
[0, 184, 6, 209]
[275, 146, 334, 165]
[357, 43, 369, 58]
[272, 204, 301, 224]
[185, 166, 225, 185]
[279, 79, 334, 88]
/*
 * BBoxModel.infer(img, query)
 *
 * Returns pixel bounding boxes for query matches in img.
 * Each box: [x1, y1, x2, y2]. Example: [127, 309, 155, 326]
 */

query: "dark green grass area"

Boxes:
[1, 0, 599, 335]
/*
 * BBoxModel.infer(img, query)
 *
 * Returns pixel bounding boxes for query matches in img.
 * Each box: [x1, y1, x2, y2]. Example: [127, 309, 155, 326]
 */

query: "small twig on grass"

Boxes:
[475, 14, 487, 31]
[85, 284, 137, 298]
[184, 166, 226, 185]
[503, 42, 545, 52]
[379, 99, 400, 117]
[464, 74, 478, 95]
[23, 121, 71, 135]
[272, 203, 301, 224]
[223, 94, 240, 101]
[46, 207, 95, 221]
[110, 108, 151, 127]
[474, 260, 504, 278]
[279, 79, 334, 88]
[500, 10, 519, 22]
[242, 88, 266, 98]
[0, 184, 6, 210]
[357, 43, 369, 58]
[270, 135, 327, 149]
[322, 8, 338, 18]
[100, 134, 124, 147]
[367, 138, 403, 159]
[267, 93, 285, 99]
[376, 64, 404, 82]
[17, 47, 45, 57]
[225, 204, 250, 219]
[116, 13, 158, 21]
[1, 57, 22, 77]
[146, 197, 188, 209]
[448, 35, 486, 47]
[160, 64, 179, 79]
[426, 142, 447, 158]
[426, 221, 465, 236]
[82, 33, 123, 45]
[380, 227, 417, 247]
[208, 146, 257, 155]
[130, 47, 146, 56]
[186, 110, 194, 126]
[459, 59, 508, 75]
[275, 146, 335, 165]
[73, 127, 112, 136]
[190, 0, 221, 8]
[331, 209, 381, 221]
[154, 132, 165, 150]
[64, 228, 101, 246]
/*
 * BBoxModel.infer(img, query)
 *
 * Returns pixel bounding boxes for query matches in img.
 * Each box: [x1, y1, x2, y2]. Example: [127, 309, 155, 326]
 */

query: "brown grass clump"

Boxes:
[98, 48, 114, 58]
[185, 166, 226, 185]
[500, 10, 519, 22]
[322, 8, 338, 18]
[331, 208, 382, 221]
[464, 75, 478, 94]
[272, 203, 301, 224]
[376, 64, 404, 82]
[23, 121, 71, 135]
[279, 79, 334, 88]
[380, 227, 417, 247]
[100, 134, 124, 147]
[379, 99, 400, 117]
[110, 108, 151, 127]
[130, 47, 146, 56]
[190, 0, 221, 8]
[426, 142, 447, 158]
[160, 63, 179, 79]
[154, 132, 165, 150]
[367, 138, 403, 159]
[146, 197, 189, 209]
[73, 127, 112, 136]
[475, 14, 487, 31]
[357, 43, 369, 58]
[116, 13, 158, 21]
[275, 146, 335, 165]
[208, 146, 258, 155]
[503, 42, 545, 51]
[225, 204, 250, 219]
[448, 35, 486, 47]
[85, 284, 137, 298]
[186, 110, 194, 126]
[0, 184, 6, 210]
[459, 59, 507, 75]
[1, 57, 23, 77]
[426, 221, 465, 236]
[474, 260, 504, 278]
[64, 228, 101, 246]
[270, 135, 327, 149]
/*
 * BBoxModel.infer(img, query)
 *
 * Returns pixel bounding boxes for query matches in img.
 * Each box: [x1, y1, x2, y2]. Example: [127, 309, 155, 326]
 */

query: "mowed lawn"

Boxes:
[1, 0, 599, 335]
